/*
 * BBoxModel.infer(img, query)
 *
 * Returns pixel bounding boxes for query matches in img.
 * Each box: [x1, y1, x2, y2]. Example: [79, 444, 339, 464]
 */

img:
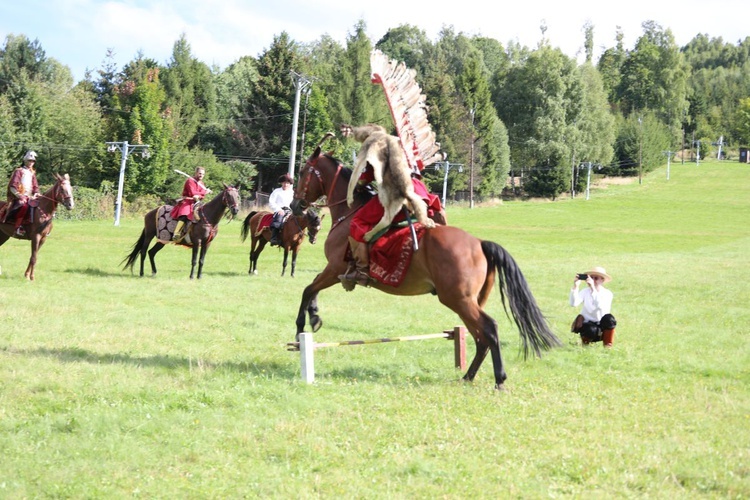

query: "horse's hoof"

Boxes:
[494, 383, 506, 392]
[311, 318, 322, 333]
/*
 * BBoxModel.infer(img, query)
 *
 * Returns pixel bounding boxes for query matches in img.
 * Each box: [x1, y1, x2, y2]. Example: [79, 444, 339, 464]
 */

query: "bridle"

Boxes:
[297, 155, 347, 210]
[38, 177, 73, 207]
[221, 186, 240, 220]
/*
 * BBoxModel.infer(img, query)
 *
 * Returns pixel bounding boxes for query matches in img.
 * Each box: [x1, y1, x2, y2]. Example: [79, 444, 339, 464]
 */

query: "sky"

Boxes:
[1, 0, 748, 83]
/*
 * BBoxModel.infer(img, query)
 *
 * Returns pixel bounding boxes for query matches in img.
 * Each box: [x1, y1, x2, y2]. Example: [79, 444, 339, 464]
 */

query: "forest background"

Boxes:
[1, 18, 749, 218]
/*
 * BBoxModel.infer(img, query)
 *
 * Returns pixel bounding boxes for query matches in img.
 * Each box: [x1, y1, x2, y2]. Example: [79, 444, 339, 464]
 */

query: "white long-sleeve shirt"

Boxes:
[569, 286, 613, 323]
[268, 186, 294, 213]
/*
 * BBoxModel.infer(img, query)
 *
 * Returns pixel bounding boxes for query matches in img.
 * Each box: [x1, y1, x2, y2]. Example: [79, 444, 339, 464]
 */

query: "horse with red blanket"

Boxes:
[290, 138, 560, 390]
[240, 208, 323, 277]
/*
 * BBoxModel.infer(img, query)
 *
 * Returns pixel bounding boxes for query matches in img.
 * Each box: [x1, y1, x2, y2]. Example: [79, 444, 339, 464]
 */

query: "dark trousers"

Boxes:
[572, 314, 617, 342]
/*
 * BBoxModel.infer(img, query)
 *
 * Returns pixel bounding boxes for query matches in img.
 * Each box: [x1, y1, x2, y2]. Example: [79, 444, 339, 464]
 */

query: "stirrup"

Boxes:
[338, 268, 370, 288]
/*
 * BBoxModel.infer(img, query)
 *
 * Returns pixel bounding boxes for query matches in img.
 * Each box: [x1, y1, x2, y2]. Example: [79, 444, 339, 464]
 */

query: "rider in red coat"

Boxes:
[171, 167, 209, 240]
[4, 151, 40, 236]
[340, 162, 442, 289]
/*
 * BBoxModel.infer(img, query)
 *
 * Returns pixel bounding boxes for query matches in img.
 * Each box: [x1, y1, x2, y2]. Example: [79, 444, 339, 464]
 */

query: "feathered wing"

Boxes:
[370, 49, 443, 174]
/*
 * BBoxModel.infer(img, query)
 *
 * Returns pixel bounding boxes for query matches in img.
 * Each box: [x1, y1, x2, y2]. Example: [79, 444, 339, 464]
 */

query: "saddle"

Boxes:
[368, 224, 426, 287]
[255, 209, 291, 237]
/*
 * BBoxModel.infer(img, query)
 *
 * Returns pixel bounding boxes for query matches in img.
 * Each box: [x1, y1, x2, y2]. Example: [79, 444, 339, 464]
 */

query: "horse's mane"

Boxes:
[306, 206, 321, 224]
[320, 153, 373, 205]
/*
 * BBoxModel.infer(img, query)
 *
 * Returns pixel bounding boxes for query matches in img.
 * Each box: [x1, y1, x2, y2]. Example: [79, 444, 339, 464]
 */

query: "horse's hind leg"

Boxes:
[147, 242, 165, 277]
[450, 300, 506, 389]
[249, 238, 258, 274]
[250, 239, 266, 275]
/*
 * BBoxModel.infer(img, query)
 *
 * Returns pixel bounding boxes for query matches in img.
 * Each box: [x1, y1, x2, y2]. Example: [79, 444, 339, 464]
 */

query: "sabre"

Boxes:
[174, 169, 212, 193]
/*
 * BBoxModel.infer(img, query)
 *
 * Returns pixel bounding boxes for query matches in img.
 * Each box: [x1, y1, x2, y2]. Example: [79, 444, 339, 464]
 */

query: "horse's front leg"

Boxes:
[25, 235, 42, 281]
[196, 242, 210, 279]
[296, 267, 339, 336]
[190, 243, 199, 279]
[290, 248, 298, 277]
[281, 248, 289, 276]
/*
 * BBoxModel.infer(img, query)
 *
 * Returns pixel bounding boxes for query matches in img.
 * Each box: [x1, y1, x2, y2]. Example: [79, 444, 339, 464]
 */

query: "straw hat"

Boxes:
[586, 266, 612, 283]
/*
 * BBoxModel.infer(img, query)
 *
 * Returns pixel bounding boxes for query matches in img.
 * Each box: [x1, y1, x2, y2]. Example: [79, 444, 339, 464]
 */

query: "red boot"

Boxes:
[602, 328, 615, 348]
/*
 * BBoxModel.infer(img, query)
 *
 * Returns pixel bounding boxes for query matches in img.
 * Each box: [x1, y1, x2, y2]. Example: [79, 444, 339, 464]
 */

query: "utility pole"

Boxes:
[288, 71, 312, 179]
[695, 140, 701, 167]
[106, 141, 150, 226]
[297, 84, 312, 173]
[713, 135, 724, 160]
[663, 150, 674, 181]
[434, 156, 463, 207]
[681, 127, 685, 164]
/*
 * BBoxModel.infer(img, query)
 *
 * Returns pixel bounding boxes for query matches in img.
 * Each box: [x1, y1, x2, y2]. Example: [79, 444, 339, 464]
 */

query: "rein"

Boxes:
[300, 157, 347, 210]
[299, 156, 360, 232]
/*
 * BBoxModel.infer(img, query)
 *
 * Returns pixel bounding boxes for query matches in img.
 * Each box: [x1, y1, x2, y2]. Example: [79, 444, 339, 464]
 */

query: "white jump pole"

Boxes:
[299, 332, 315, 383]
[293, 327, 467, 384]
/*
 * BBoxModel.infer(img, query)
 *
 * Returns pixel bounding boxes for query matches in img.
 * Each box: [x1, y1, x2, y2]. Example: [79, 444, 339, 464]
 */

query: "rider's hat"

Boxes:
[23, 151, 37, 162]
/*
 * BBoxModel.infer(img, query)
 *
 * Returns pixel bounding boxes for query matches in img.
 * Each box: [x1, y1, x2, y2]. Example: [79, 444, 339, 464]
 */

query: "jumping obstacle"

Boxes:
[286, 326, 467, 383]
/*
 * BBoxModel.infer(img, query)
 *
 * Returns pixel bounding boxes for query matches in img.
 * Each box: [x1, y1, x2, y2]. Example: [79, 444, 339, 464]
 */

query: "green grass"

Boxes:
[1, 160, 748, 497]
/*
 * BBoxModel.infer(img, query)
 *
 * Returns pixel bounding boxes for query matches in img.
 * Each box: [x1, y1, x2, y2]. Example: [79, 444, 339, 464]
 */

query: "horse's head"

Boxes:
[54, 173, 75, 210]
[221, 183, 241, 217]
[305, 209, 325, 244]
[292, 132, 339, 216]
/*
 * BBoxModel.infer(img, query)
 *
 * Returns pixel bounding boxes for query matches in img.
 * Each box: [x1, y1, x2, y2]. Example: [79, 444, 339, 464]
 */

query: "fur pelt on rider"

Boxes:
[342, 123, 435, 242]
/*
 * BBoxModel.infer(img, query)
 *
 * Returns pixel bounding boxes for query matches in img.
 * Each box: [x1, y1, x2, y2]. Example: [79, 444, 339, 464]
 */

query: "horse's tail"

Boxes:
[121, 229, 147, 272]
[240, 211, 258, 242]
[481, 240, 562, 358]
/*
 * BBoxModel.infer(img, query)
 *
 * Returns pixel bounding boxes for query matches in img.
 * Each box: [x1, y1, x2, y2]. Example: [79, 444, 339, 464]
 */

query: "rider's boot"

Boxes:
[270, 227, 281, 246]
[602, 328, 616, 348]
[172, 220, 185, 241]
[338, 236, 371, 290]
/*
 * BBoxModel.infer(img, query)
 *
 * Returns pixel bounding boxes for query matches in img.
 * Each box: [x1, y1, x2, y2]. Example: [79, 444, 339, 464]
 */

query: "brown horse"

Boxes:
[290, 139, 561, 389]
[239, 208, 323, 277]
[122, 184, 240, 279]
[0, 173, 75, 280]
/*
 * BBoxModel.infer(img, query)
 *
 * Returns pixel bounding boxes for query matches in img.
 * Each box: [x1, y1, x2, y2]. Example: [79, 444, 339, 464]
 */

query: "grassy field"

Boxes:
[1, 160, 748, 498]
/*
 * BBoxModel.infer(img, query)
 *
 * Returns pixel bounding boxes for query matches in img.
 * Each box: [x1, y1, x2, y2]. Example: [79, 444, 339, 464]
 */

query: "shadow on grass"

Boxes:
[65, 267, 135, 278]
[14, 346, 299, 380]
[65, 267, 248, 279]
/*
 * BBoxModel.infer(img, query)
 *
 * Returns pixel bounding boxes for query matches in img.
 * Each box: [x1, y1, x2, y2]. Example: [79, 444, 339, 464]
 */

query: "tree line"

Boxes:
[1, 19, 749, 206]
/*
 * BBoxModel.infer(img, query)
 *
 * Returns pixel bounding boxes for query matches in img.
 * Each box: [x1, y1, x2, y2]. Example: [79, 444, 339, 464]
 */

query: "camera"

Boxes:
[576, 273, 588, 280]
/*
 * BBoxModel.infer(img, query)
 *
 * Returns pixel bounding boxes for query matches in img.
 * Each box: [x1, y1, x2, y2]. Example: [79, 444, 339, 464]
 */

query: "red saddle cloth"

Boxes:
[256, 214, 274, 235]
[369, 224, 426, 287]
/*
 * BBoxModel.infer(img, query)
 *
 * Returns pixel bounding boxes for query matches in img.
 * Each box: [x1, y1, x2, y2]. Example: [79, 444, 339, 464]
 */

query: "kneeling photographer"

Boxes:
[569, 266, 617, 347]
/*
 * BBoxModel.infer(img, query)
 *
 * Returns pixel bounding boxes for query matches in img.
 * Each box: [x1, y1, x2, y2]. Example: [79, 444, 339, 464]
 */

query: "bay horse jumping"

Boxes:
[290, 138, 561, 390]
[239, 208, 323, 277]
[122, 184, 240, 279]
[0, 173, 75, 280]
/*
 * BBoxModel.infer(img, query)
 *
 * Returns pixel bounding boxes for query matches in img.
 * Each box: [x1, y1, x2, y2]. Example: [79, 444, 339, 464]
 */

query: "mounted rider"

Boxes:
[3, 151, 40, 236]
[269, 173, 294, 246]
[171, 166, 210, 241]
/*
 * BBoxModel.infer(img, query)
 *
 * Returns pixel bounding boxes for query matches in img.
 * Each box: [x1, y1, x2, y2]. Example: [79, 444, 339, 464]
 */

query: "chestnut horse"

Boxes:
[0, 173, 75, 280]
[122, 184, 240, 279]
[239, 208, 323, 277]
[290, 139, 561, 389]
